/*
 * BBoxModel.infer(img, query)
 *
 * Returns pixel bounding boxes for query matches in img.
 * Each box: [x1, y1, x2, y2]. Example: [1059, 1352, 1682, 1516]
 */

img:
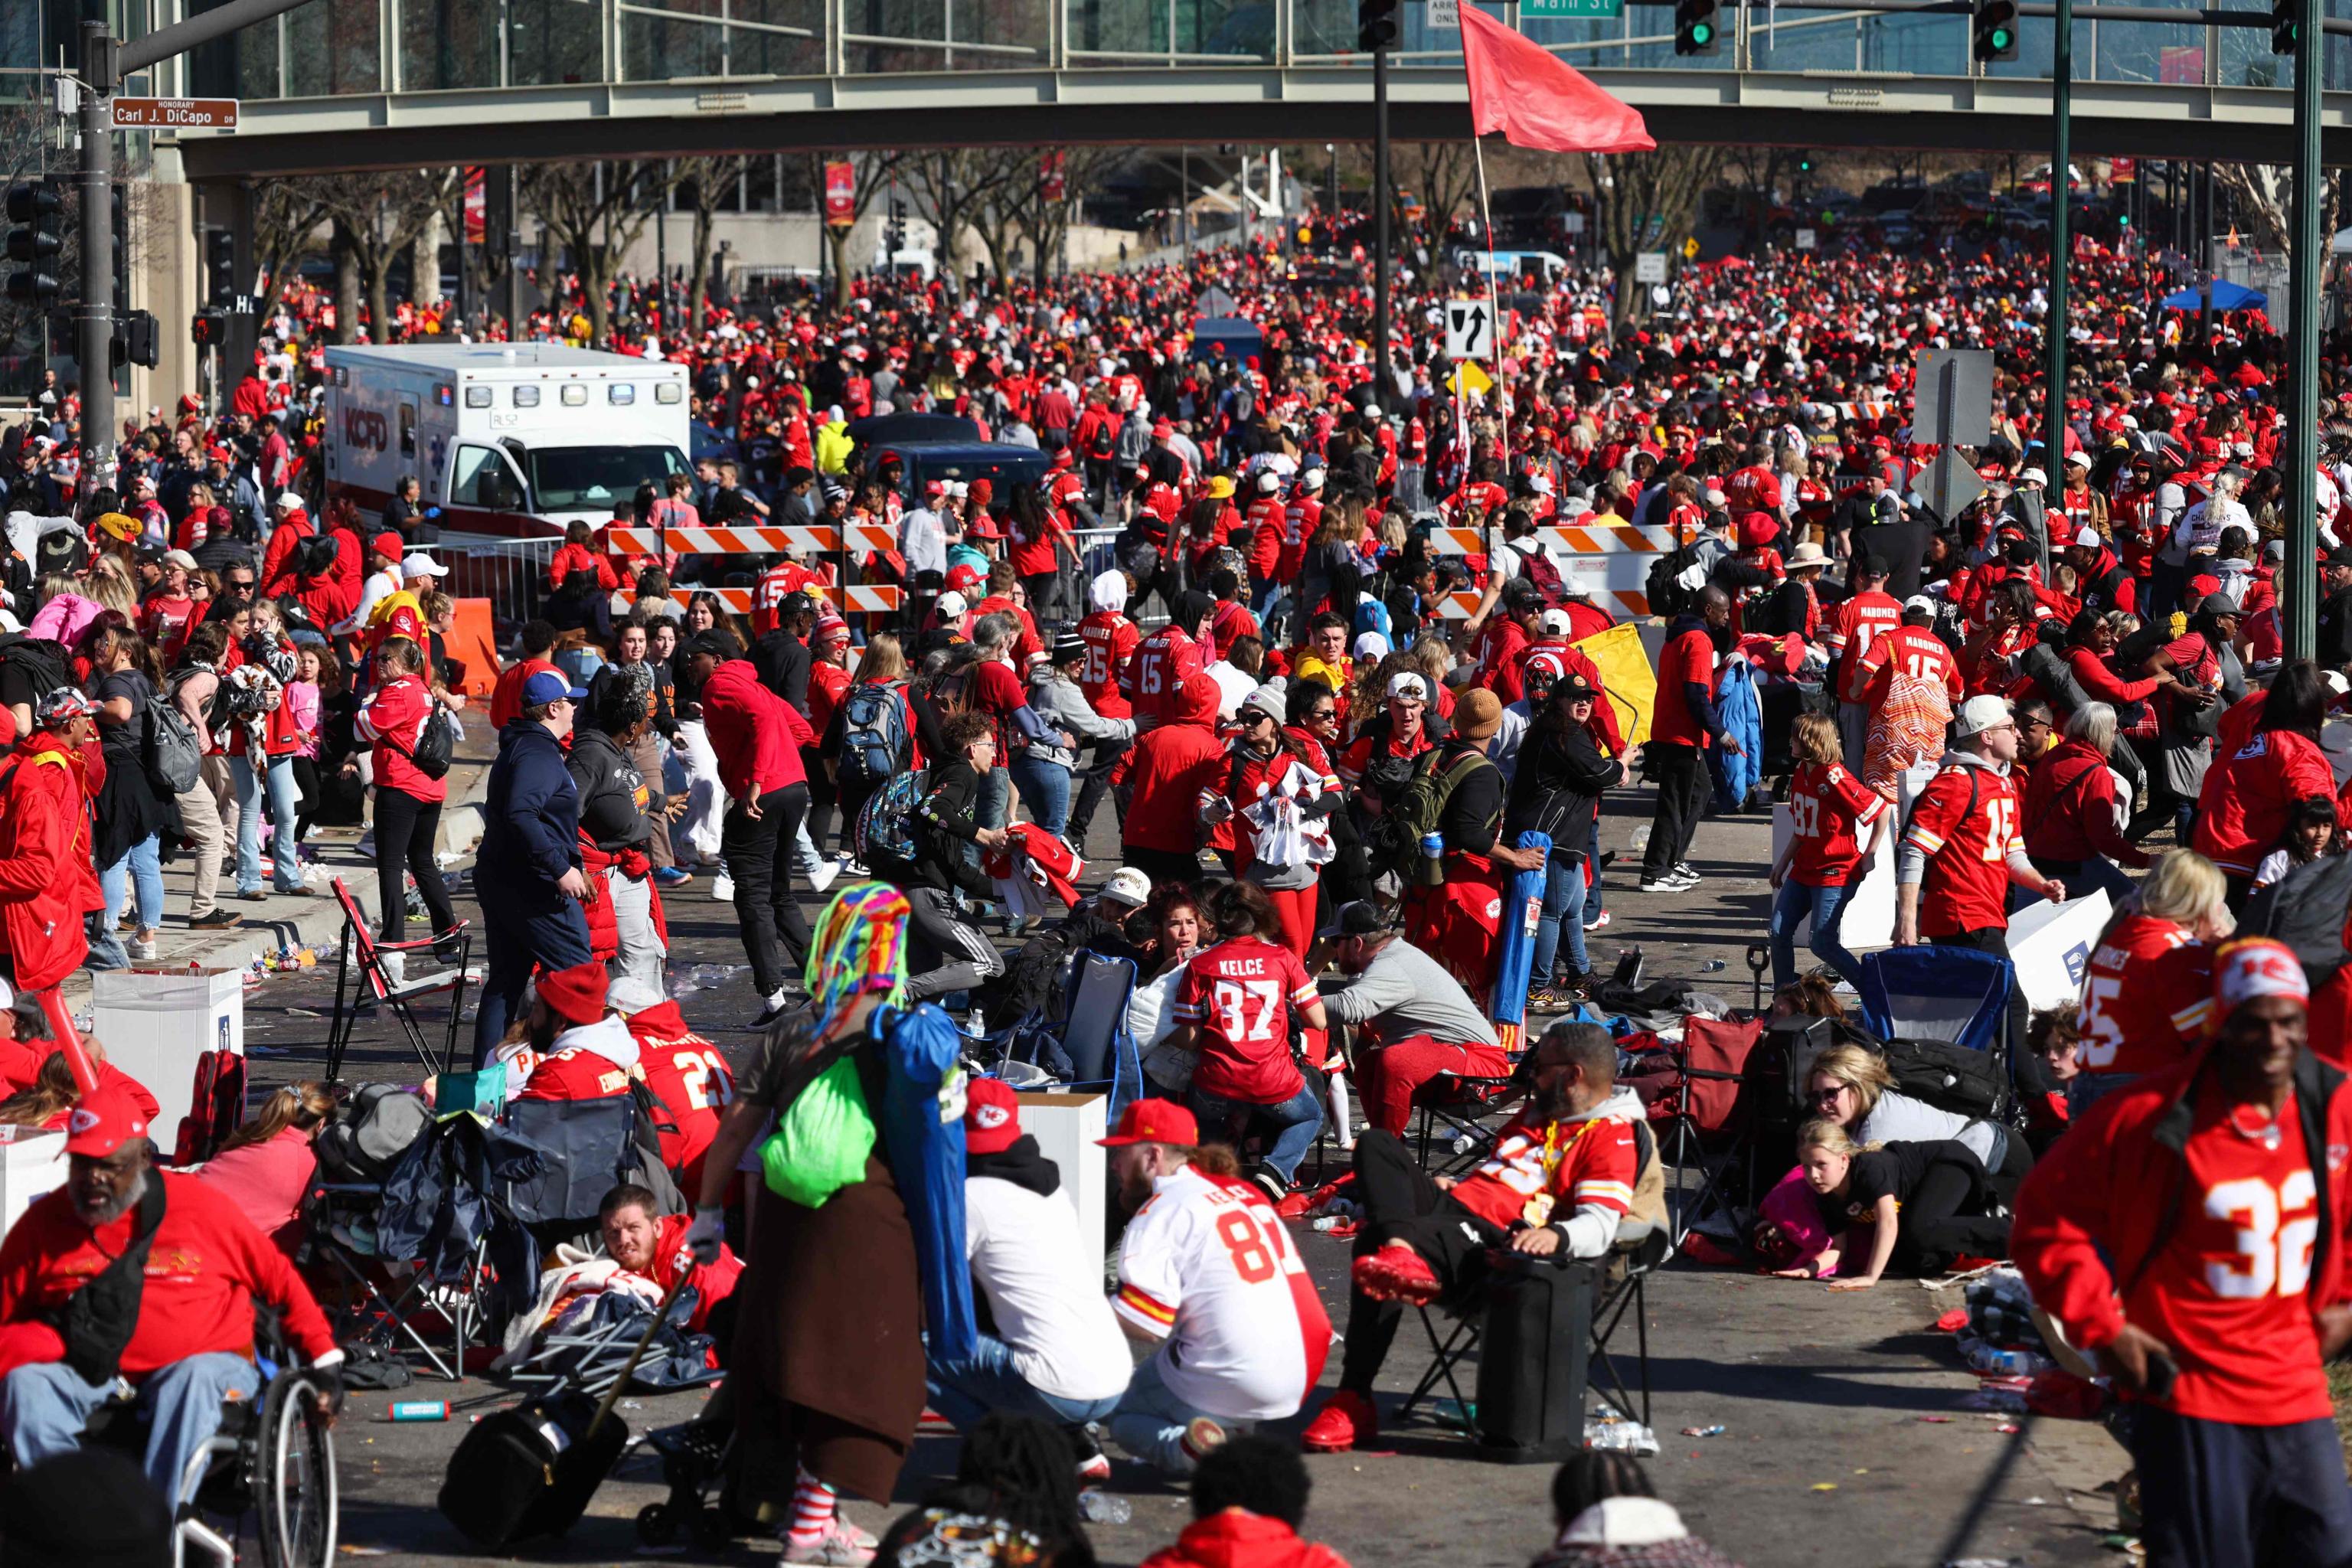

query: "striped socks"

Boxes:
[786, 1464, 838, 1547]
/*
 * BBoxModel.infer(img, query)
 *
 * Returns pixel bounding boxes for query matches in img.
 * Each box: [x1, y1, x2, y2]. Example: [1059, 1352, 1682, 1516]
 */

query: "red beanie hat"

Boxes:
[535, 961, 609, 1028]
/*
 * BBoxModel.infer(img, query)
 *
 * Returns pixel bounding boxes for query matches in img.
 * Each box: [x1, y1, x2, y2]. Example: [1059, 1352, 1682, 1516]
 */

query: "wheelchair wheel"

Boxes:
[637, 1503, 679, 1546]
[253, 1372, 339, 1568]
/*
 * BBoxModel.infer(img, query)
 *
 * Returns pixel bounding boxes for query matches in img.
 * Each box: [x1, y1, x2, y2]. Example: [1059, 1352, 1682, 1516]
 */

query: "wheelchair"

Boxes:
[17, 1316, 339, 1568]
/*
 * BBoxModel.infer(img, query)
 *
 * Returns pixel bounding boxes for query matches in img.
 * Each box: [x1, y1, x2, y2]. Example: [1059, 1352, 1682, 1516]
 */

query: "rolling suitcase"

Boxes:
[1473, 1253, 1596, 1463]
[438, 1271, 689, 1547]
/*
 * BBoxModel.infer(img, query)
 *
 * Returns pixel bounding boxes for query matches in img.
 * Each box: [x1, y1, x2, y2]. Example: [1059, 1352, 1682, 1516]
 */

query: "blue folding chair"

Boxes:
[1050, 951, 1145, 1119]
[1858, 945, 2014, 1058]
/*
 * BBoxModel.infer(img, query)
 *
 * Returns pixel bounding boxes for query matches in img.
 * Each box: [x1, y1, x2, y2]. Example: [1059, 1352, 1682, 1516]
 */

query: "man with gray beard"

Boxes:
[0, 1082, 343, 1508]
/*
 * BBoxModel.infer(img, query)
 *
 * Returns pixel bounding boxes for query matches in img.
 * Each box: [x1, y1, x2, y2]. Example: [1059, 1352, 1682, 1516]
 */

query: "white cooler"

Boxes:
[90, 966, 246, 1156]
[0, 1125, 66, 1237]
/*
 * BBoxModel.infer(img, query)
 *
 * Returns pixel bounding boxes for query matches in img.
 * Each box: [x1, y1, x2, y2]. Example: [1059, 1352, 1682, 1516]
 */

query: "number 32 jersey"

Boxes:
[1114, 1167, 1331, 1421]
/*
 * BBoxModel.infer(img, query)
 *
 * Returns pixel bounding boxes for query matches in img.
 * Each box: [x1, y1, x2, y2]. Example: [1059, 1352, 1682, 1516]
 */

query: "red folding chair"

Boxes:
[325, 875, 472, 1082]
[1651, 1014, 1766, 1244]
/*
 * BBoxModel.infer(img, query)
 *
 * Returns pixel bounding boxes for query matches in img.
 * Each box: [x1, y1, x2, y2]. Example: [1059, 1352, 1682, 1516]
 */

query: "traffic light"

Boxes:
[112, 309, 158, 370]
[1798, 154, 1815, 174]
[884, 198, 907, 256]
[191, 307, 227, 348]
[2272, 0, 2297, 54]
[4, 180, 63, 305]
[1673, 0, 1720, 56]
[1357, 0, 1399, 51]
[205, 227, 237, 308]
[1974, 0, 2019, 61]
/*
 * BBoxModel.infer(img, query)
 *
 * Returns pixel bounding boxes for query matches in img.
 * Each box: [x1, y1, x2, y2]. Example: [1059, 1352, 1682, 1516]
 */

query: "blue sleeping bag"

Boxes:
[877, 1001, 977, 1361]
[1708, 658, 1762, 812]
[1488, 829, 1553, 1056]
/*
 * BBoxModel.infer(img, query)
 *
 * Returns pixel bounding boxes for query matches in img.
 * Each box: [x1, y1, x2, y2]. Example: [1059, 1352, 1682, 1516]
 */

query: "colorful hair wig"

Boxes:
[805, 881, 911, 1026]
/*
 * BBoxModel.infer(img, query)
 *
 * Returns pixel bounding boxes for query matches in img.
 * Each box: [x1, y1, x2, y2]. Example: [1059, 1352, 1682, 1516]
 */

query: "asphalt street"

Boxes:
[227, 785, 2127, 1568]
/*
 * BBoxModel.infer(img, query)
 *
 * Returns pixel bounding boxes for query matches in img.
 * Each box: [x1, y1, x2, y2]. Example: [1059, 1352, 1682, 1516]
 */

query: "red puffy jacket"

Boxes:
[0, 735, 98, 991]
[2192, 728, 2336, 877]
[1140, 1512, 1352, 1568]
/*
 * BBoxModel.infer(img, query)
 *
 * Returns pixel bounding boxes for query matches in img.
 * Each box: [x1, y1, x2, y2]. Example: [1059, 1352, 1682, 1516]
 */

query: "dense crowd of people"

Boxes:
[2, 215, 2352, 1566]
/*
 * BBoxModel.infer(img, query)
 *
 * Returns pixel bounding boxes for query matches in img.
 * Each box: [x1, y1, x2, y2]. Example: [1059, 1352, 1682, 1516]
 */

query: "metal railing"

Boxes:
[443, 533, 560, 637]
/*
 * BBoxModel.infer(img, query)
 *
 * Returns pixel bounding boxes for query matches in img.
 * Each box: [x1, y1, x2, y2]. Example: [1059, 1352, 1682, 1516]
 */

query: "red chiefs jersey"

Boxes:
[1126, 626, 1205, 727]
[2111, 1080, 2337, 1424]
[1174, 936, 1318, 1105]
[1828, 590, 1904, 703]
[629, 1003, 734, 1194]
[753, 560, 826, 635]
[1279, 496, 1320, 581]
[1901, 762, 2021, 937]
[1077, 611, 1139, 720]
[1785, 762, 1886, 887]
[1450, 1108, 1639, 1232]
[2079, 914, 2213, 1076]
[1859, 624, 1963, 709]
[1722, 464, 1784, 518]
[1243, 497, 1286, 580]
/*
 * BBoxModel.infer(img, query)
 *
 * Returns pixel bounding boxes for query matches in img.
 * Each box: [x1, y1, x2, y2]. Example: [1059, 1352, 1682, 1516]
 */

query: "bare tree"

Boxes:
[903, 150, 1024, 299]
[2210, 163, 2291, 257]
[1006, 146, 1129, 284]
[523, 162, 672, 342]
[1410, 143, 1481, 250]
[253, 179, 334, 304]
[807, 152, 903, 307]
[310, 171, 456, 343]
[673, 155, 752, 338]
[1583, 146, 1726, 328]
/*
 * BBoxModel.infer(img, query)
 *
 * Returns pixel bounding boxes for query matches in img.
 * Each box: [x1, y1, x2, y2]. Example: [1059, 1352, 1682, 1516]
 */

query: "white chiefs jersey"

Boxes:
[1113, 1166, 1331, 1421]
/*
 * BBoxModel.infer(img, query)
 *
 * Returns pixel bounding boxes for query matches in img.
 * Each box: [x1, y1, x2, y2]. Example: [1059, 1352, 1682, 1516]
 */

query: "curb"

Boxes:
[60, 746, 497, 1013]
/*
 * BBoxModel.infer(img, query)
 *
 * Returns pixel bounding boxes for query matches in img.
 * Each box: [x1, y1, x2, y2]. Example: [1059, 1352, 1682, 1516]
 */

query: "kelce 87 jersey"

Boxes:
[1113, 1167, 1331, 1422]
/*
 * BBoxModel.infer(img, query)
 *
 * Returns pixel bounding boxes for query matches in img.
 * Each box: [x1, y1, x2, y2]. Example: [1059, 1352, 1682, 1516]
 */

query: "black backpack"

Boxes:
[296, 531, 341, 580]
[1646, 544, 1701, 619]
[411, 701, 456, 781]
[0, 633, 67, 707]
[1878, 1038, 2007, 1120]
[836, 681, 911, 792]
[2241, 851, 2352, 988]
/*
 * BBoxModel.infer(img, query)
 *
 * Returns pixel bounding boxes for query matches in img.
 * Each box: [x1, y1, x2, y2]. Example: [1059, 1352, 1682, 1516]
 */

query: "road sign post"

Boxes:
[1634, 252, 1668, 285]
[2044, 0, 2073, 506]
[2286, 0, 2322, 658]
[1443, 299, 1494, 361]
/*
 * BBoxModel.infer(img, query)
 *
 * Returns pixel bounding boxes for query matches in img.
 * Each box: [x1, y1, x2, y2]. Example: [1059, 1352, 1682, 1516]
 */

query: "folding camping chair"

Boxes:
[1397, 1159, 1671, 1439]
[505, 1285, 722, 1402]
[1858, 945, 2015, 1064]
[309, 1179, 489, 1383]
[1646, 1015, 1766, 1244]
[1001, 951, 1145, 1118]
[324, 875, 472, 1083]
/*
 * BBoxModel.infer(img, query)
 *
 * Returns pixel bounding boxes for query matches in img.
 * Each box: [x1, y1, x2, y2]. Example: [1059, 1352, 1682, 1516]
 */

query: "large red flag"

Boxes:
[1460, 6, 1655, 155]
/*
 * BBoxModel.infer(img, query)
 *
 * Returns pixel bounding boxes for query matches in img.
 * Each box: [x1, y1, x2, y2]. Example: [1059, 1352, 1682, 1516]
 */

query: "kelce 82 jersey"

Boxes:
[1113, 1167, 1331, 1422]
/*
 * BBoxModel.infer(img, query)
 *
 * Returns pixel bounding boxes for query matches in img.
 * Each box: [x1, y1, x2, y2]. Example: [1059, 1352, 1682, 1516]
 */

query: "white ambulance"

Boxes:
[322, 344, 692, 541]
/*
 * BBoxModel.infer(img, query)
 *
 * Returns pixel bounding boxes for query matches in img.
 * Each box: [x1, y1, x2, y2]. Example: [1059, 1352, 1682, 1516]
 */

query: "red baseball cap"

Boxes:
[1097, 1096, 1198, 1148]
[371, 531, 404, 561]
[534, 960, 609, 1028]
[964, 1076, 1023, 1155]
[65, 1083, 150, 1158]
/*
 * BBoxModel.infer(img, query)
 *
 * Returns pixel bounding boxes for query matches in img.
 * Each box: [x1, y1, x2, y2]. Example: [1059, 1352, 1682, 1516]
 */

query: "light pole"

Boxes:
[2285, 0, 2323, 658]
[74, 0, 319, 483]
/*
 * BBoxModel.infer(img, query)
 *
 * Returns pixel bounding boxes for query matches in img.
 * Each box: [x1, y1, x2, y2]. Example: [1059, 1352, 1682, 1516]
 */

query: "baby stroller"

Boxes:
[635, 1414, 743, 1549]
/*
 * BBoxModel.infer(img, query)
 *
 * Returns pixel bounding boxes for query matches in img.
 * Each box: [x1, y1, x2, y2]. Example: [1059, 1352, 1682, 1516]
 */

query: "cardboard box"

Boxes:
[0, 1125, 66, 1239]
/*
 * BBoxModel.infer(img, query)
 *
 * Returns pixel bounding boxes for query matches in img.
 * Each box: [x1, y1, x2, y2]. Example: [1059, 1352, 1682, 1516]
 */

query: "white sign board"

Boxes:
[1427, 0, 1460, 27]
[1563, 211, 1587, 236]
[1016, 1090, 1109, 1269]
[1634, 251, 1668, 284]
[1443, 299, 1494, 361]
[1795, 227, 1817, 251]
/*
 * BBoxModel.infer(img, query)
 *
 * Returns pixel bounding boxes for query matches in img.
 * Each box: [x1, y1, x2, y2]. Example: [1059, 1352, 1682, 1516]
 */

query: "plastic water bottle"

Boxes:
[1076, 1491, 1132, 1524]
[965, 1008, 988, 1043]
[387, 1400, 450, 1422]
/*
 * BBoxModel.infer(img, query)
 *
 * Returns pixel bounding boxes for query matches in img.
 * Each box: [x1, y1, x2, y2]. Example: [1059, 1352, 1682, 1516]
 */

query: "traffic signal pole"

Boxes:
[2043, 0, 2070, 487]
[2285, 0, 2321, 658]
[1373, 46, 1391, 410]
[74, 0, 316, 485]
[77, 23, 113, 483]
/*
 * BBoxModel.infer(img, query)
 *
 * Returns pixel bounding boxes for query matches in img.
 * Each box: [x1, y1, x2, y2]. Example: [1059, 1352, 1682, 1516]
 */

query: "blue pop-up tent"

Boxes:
[2161, 279, 2267, 311]
[1190, 315, 1265, 364]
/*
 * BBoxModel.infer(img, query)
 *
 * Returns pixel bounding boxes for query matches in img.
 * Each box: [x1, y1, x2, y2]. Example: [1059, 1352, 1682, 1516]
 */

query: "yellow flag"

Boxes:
[1573, 622, 1657, 752]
